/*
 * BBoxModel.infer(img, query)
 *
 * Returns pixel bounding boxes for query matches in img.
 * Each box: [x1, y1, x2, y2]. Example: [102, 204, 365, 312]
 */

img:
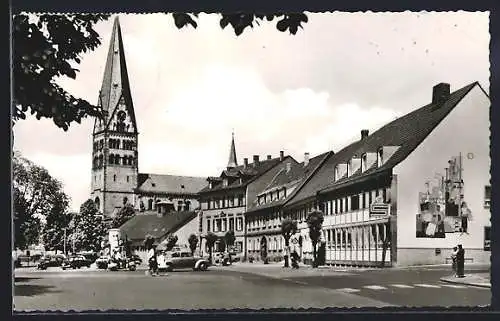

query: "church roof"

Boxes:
[136, 173, 207, 195]
[119, 211, 197, 244]
[96, 16, 137, 132]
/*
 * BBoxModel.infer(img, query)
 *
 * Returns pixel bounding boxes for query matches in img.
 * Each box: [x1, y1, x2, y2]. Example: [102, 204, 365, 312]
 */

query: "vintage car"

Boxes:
[37, 254, 66, 270]
[157, 250, 209, 272]
[95, 255, 111, 269]
[61, 255, 93, 270]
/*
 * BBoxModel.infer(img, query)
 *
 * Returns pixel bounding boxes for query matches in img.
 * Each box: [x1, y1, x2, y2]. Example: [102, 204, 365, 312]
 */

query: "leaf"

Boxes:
[277, 19, 289, 32]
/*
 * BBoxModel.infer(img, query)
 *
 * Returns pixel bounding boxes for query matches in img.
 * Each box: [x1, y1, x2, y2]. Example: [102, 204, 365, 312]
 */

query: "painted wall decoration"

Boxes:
[416, 153, 473, 238]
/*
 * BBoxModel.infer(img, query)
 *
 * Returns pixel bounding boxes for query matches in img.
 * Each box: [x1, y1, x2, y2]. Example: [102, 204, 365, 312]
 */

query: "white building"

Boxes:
[285, 82, 490, 267]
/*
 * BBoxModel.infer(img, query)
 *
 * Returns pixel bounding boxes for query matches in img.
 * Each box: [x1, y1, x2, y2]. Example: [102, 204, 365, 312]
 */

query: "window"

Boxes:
[207, 200, 211, 210]
[339, 199, 343, 213]
[113, 174, 116, 182]
[236, 217, 243, 231]
[334, 166, 339, 181]
[378, 148, 384, 167]
[207, 220, 211, 232]
[148, 199, 153, 210]
[351, 194, 360, 211]
[238, 195, 244, 206]
[123, 197, 128, 205]
[229, 218, 235, 231]
[127, 176, 129, 183]
[361, 154, 367, 172]
[484, 185, 491, 208]
[222, 219, 227, 232]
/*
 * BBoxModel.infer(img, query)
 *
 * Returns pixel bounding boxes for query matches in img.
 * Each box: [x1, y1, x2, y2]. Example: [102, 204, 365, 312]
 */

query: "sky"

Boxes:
[13, 12, 490, 212]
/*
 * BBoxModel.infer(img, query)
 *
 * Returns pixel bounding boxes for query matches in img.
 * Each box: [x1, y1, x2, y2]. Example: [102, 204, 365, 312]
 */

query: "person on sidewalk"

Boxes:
[451, 246, 458, 276]
[456, 244, 465, 278]
[147, 246, 158, 276]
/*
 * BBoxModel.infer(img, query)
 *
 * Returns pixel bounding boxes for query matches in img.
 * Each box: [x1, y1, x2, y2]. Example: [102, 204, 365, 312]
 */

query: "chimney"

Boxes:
[279, 151, 284, 161]
[253, 155, 260, 167]
[361, 129, 369, 140]
[286, 162, 291, 173]
[432, 83, 451, 105]
[267, 155, 272, 160]
[304, 152, 310, 167]
[243, 158, 248, 168]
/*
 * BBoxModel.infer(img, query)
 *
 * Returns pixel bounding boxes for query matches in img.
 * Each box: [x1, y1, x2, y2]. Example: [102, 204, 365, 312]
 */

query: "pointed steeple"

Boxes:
[227, 131, 238, 169]
[95, 16, 137, 132]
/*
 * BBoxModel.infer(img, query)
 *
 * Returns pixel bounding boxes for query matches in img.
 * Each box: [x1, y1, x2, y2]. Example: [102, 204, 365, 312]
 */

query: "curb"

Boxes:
[439, 277, 491, 289]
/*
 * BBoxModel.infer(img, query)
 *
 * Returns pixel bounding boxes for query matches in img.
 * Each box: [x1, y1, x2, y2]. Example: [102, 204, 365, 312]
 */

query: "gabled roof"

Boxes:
[136, 173, 207, 195]
[199, 157, 287, 194]
[285, 82, 481, 206]
[248, 151, 332, 212]
[320, 82, 481, 194]
[119, 211, 197, 243]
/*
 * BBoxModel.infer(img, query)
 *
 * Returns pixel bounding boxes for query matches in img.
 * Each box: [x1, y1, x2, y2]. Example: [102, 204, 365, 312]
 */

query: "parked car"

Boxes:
[77, 251, 98, 263]
[158, 250, 209, 272]
[61, 255, 93, 270]
[95, 256, 111, 269]
[37, 254, 66, 270]
[129, 254, 142, 265]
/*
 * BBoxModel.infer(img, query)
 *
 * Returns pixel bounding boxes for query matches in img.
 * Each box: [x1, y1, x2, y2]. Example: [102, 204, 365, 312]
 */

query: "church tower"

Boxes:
[91, 17, 138, 218]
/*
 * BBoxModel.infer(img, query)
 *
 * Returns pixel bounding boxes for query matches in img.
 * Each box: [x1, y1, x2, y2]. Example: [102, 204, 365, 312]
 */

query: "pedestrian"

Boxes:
[456, 244, 465, 278]
[451, 246, 458, 275]
[147, 245, 158, 276]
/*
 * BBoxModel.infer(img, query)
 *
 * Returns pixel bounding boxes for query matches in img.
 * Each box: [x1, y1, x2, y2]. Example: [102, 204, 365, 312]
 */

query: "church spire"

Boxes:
[227, 131, 238, 169]
[95, 16, 137, 132]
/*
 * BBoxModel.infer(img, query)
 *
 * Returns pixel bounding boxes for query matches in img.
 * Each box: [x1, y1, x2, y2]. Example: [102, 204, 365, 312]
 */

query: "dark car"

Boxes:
[95, 255, 111, 269]
[61, 255, 93, 270]
[37, 254, 66, 270]
[130, 254, 142, 265]
[158, 250, 209, 272]
[77, 252, 98, 263]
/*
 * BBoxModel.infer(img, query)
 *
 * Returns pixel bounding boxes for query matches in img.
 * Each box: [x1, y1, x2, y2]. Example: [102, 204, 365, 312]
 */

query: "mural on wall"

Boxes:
[416, 153, 473, 238]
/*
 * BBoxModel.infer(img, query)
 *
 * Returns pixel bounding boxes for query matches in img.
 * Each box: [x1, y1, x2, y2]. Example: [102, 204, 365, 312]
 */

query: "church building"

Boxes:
[90, 17, 206, 218]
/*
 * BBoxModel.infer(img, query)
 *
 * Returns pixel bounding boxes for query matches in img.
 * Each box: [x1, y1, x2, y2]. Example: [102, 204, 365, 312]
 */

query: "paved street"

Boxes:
[13, 264, 490, 311]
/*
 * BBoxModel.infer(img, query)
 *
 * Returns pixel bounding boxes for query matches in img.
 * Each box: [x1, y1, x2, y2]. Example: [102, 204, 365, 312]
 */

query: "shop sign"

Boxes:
[370, 203, 390, 217]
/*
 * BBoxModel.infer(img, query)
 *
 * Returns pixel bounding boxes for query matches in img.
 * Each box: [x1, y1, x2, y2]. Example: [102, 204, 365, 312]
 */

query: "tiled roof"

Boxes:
[136, 173, 207, 195]
[286, 82, 480, 206]
[119, 211, 197, 242]
[199, 157, 283, 193]
[248, 151, 332, 212]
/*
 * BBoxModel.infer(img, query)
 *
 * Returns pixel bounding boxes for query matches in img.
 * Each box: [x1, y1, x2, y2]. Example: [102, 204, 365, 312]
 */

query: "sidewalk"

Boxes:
[212, 261, 360, 279]
[440, 273, 491, 288]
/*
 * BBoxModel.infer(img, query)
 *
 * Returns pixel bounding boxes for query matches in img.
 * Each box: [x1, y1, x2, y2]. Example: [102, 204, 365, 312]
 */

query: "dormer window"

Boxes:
[378, 148, 384, 167]
[209, 182, 213, 189]
[334, 166, 339, 181]
[347, 161, 351, 177]
[361, 154, 367, 172]
[223, 178, 228, 187]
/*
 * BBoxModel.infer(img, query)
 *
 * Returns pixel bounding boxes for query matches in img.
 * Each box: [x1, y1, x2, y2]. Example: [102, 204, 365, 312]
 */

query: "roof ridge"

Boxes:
[284, 150, 334, 207]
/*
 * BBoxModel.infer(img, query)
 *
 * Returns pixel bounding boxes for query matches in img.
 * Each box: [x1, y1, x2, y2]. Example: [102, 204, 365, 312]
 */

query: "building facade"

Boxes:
[90, 17, 206, 218]
[198, 135, 290, 257]
[245, 152, 331, 262]
[284, 82, 491, 267]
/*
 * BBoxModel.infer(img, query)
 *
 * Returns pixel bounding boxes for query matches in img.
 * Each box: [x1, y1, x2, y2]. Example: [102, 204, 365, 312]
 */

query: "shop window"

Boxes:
[484, 185, 491, 209]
